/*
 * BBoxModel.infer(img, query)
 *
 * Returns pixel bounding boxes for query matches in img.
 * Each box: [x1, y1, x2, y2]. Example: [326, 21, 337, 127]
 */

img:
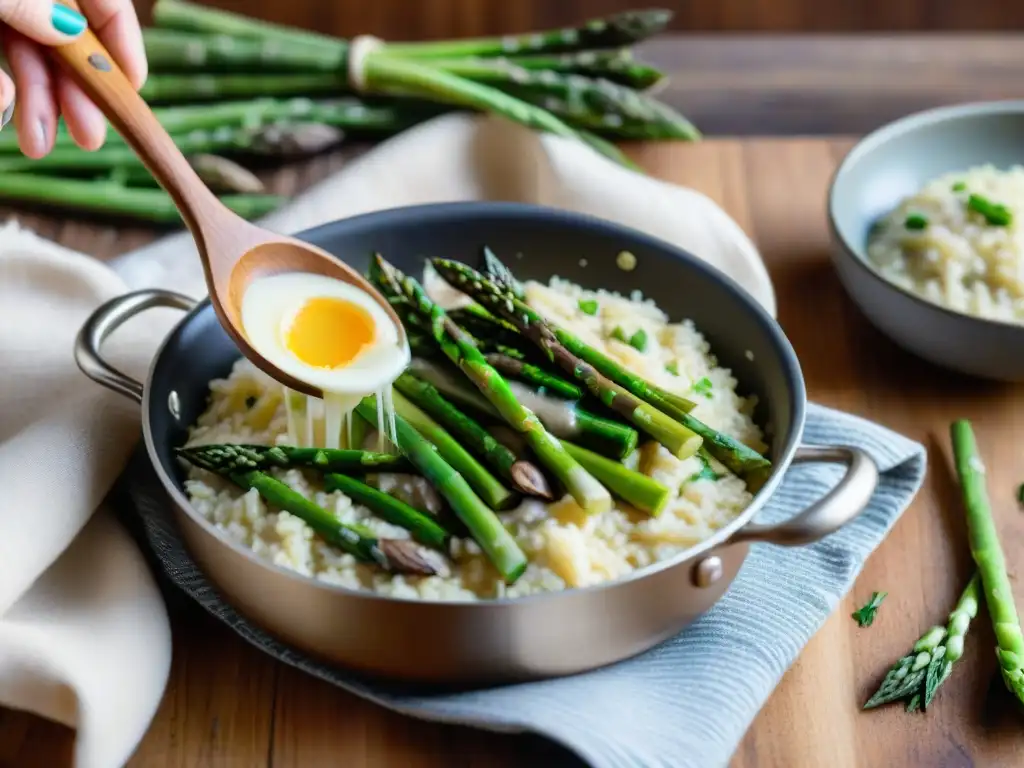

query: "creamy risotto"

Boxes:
[867, 164, 1024, 323]
[181, 277, 767, 601]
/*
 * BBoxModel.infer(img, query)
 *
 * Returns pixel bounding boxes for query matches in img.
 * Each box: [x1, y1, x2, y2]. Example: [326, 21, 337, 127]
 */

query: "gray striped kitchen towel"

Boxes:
[116, 402, 925, 768]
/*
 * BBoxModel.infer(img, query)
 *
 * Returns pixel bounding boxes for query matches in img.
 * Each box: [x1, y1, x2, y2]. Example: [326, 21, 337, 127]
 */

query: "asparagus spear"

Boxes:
[390, 389, 518, 511]
[153, 0, 345, 55]
[393, 373, 552, 499]
[483, 245, 526, 300]
[863, 575, 981, 711]
[140, 73, 346, 103]
[560, 441, 669, 516]
[407, 356, 637, 460]
[120, 154, 265, 194]
[322, 473, 450, 551]
[383, 9, 674, 58]
[430, 49, 664, 90]
[432, 258, 702, 460]
[354, 396, 527, 583]
[143, 28, 345, 72]
[176, 443, 413, 474]
[375, 256, 611, 514]
[484, 353, 583, 399]
[0, 98, 422, 154]
[950, 420, 1024, 704]
[468, 254, 768, 478]
[0, 174, 284, 223]
[216, 469, 437, 575]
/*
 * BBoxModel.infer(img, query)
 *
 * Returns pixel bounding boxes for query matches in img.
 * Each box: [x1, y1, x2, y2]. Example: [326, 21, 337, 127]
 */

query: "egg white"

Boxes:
[241, 272, 410, 397]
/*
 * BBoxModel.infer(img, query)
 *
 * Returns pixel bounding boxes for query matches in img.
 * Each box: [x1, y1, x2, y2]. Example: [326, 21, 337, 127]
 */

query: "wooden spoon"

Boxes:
[50, 25, 407, 398]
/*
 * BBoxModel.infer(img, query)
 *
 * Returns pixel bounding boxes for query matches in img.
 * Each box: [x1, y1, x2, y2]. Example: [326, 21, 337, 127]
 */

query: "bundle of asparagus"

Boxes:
[1, 1, 695, 223]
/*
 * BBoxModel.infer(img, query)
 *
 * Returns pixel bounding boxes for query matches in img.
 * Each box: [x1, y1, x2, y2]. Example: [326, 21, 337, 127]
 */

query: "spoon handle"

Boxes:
[49, 23, 225, 236]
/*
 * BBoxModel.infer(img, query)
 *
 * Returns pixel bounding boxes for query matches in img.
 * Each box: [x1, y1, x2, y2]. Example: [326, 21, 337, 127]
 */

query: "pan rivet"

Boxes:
[693, 556, 723, 588]
[168, 391, 181, 420]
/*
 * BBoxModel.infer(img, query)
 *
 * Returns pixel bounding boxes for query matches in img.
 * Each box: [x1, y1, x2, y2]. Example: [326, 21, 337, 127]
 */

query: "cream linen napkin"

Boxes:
[1, 112, 774, 767]
[0, 221, 172, 768]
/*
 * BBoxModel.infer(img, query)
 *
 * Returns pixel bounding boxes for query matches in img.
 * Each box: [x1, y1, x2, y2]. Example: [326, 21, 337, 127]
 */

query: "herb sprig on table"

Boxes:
[0, 0, 697, 224]
[852, 591, 887, 628]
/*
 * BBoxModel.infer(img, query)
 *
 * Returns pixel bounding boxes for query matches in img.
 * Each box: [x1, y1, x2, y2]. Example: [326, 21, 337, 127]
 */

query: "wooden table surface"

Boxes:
[3, 135, 1024, 767]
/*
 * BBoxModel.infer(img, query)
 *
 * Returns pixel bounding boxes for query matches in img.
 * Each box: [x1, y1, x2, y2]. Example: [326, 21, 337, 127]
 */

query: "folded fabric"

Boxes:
[0, 221, 173, 768]
[117, 402, 925, 768]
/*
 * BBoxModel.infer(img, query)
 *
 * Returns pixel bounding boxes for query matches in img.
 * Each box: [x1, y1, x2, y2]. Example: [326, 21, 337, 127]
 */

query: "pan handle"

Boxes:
[730, 445, 879, 546]
[75, 289, 198, 404]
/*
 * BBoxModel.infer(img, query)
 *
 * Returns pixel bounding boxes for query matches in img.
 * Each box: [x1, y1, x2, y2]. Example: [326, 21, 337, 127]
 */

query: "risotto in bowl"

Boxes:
[829, 100, 1024, 380]
[78, 202, 877, 682]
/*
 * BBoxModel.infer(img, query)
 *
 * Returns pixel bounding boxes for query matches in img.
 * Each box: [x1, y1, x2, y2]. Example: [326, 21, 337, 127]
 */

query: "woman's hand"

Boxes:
[0, 0, 146, 157]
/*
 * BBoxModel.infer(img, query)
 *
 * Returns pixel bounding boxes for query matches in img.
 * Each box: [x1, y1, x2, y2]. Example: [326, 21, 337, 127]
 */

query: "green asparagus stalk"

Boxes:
[176, 443, 413, 474]
[140, 73, 346, 103]
[153, 0, 345, 55]
[383, 9, 674, 58]
[0, 98, 425, 154]
[0, 174, 284, 223]
[469, 253, 768, 478]
[225, 469, 437, 575]
[950, 420, 1024, 704]
[391, 389, 518, 511]
[432, 258, 702, 460]
[483, 72, 699, 141]
[482, 245, 526, 300]
[484, 353, 583, 399]
[323, 473, 450, 551]
[354, 396, 528, 583]
[407, 356, 637, 459]
[393, 373, 552, 499]
[928, 574, 982, 709]
[430, 49, 664, 90]
[560, 440, 669, 516]
[120, 154, 264, 194]
[143, 28, 346, 72]
[376, 256, 611, 514]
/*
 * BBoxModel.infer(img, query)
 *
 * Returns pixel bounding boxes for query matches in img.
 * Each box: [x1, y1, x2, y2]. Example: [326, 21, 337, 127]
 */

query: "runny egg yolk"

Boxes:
[283, 297, 376, 369]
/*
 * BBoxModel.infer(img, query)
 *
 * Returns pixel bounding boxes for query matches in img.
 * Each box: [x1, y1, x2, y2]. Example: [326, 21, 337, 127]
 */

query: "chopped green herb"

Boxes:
[687, 452, 719, 484]
[611, 326, 628, 343]
[245, 395, 257, 409]
[904, 213, 929, 230]
[578, 298, 599, 316]
[628, 329, 648, 352]
[665, 361, 679, 376]
[967, 194, 1013, 226]
[852, 591, 887, 628]
[952, 181, 967, 192]
[692, 377, 713, 398]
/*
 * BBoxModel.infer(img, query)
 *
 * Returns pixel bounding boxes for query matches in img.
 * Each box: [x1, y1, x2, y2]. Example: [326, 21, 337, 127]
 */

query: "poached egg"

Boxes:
[241, 272, 410, 450]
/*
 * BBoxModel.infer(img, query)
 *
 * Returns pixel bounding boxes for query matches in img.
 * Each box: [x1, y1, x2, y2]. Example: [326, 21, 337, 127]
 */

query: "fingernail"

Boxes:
[52, 5, 87, 36]
[34, 118, 48, 152]
[0, 100, 13, 131]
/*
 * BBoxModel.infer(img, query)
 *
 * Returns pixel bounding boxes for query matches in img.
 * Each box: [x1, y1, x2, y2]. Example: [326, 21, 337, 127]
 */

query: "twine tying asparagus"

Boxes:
[347, 34, 385, 92]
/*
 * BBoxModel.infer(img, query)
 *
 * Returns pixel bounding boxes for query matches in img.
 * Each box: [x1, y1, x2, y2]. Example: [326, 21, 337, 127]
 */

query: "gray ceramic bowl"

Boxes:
[828, 100, 1024, 381]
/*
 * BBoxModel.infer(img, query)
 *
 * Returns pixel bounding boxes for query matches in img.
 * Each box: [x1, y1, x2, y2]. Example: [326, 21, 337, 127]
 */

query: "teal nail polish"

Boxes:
[52, 4, 87, 36]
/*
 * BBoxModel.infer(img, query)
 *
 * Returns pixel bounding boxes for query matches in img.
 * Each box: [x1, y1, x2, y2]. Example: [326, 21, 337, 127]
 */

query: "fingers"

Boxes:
[57, 78, 105, 150]
[2, 29, 56, 157]
[80, 0, 146, 88]
[0, 0, 86, 45]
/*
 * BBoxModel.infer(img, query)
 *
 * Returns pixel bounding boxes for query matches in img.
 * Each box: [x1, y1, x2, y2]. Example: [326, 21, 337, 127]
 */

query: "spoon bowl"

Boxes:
[51, 19, 405, 398]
